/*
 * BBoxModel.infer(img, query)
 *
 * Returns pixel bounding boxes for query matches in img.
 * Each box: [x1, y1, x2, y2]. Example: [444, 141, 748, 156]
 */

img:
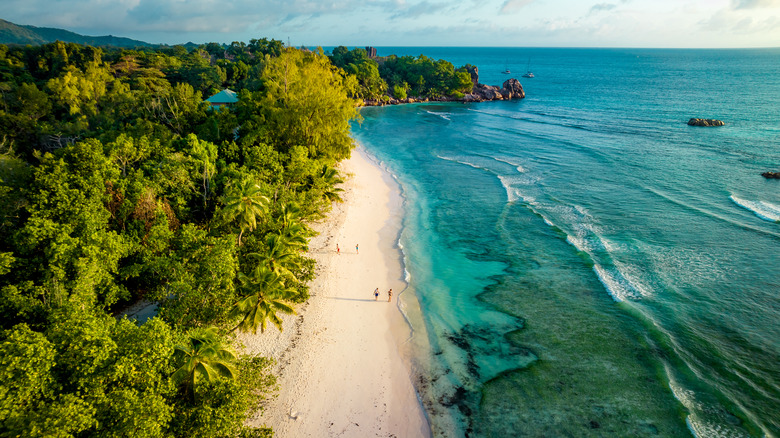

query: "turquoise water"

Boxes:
[351, 48, 780, 438]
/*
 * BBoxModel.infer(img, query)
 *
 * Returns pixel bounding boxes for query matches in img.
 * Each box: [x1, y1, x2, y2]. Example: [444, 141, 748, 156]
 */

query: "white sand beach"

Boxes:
[240, 147, 430, 438]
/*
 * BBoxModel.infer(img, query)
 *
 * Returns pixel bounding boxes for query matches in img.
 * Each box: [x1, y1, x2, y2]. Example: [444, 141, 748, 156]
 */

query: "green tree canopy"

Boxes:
[246, 48, 358, 161]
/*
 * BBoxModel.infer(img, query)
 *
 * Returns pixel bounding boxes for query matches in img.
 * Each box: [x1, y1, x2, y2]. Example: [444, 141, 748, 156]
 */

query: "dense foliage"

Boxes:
[328, 46, 474, 100]
[0, 40, 357, 437]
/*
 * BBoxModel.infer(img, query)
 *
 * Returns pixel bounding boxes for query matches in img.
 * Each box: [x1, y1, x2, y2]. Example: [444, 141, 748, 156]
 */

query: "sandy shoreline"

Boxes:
[240, 147, 430, 437]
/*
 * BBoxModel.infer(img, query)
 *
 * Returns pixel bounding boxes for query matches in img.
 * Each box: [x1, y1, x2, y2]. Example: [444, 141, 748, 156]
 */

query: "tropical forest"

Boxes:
[0, 38, 476, 437]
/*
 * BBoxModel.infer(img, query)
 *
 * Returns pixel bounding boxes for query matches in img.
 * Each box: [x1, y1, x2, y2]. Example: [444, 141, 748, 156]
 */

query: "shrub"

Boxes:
[393, 84, 407, 100]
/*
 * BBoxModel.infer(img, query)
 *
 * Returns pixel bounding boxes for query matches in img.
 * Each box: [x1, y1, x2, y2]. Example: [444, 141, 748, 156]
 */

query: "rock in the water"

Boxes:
[688, 118, 725, 127]
[465, 80, 525, 102]
[761, 172, 780, 179]
[501, 78, 525, 99]
[471, 83, 504, 101]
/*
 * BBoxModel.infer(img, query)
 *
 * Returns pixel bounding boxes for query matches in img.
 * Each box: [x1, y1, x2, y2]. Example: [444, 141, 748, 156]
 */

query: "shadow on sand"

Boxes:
[327, 297, 385, 302]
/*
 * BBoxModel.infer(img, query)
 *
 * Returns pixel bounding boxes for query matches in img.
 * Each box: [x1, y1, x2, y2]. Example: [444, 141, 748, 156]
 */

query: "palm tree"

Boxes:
[278, 201, 303, 231]
[276, 202, 310, 249]
[188, 135, 217, 210]
[319, 165, 344, 203]
[280, 222, 309, 249]
[172, 327, 237, 401]
[249, 233, 303, 280]
[230, 266, 296, 334]
[223, 180, 268, 245]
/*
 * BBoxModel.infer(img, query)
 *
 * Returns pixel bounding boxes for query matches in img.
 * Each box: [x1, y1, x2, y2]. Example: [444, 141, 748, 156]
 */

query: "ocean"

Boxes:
[350, 47, 780, 438]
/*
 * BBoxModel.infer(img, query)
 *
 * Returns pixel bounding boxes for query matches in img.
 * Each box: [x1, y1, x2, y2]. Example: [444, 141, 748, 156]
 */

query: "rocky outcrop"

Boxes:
[501, 78, 525, 99]
[363, 78, 525, 106]
[467, 83, 503, 101]
[463, 79, 525, 102]
[465, 65, 479, 89]
[761, 172, 780, 179]
[688, 118, 725, 127]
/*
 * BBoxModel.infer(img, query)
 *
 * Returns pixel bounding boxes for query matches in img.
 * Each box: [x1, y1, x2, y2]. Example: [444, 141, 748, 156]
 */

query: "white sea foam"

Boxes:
[670, 380, 747, 438]
[436, 155, 487, 172]
[593, 265, 647, 302]
[670, 383, 704, 438]
[566, 235, 590, 253]
[522, 198, 566, 229]
[669, 377, 701, 411]
[396, 236, 411, 283]
[425, 110, 452, 121]
[497, 175, 519, 203]
[593, 265, 629, 302]
[730, 194, 780, 223]
[516, 196, 653, 302]
[667, 379, 706, 438]
[565, 206, 653, 301]
[562, 205, 599, 250]
[492, 156, 528, 173]
[613, 260, 653, 298]
[646, 186, 780, 239]
[646, 244, 728, 287]
[600, 237, 623, 254]
[438, 155, 537, 206]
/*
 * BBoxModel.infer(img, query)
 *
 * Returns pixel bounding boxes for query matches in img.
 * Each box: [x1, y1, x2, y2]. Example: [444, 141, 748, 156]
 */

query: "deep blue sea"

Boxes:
[350, 47, 780, 438]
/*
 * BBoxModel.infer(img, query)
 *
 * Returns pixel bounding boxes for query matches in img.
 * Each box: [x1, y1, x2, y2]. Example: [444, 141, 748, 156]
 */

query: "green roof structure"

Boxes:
[205, 89, 238, 106]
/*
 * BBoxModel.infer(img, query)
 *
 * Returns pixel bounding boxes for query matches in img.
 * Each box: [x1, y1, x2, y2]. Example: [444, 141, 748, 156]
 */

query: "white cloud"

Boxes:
[500, 0, 534, 14]
[6, 0, 376, 34]
[390, 1, 455, 19]
[731, 0, 780, 9]
[2, 0, 778, 47]
[702, 10, 778, 31]
[589, 3, 618, 14]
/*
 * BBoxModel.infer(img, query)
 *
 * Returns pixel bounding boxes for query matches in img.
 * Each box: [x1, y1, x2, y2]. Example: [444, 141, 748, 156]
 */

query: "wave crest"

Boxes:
[730, 194, 780, 223]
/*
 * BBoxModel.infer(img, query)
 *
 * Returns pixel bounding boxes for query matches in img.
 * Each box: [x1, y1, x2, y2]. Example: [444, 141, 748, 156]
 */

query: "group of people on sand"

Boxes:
[336, 243, 392, 302]
[374, 287, 392, 302]
[335, 243, 359, 255]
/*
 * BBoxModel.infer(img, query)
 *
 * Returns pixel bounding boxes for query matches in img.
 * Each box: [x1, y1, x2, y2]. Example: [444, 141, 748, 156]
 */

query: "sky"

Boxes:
[4, 0, 780, 48]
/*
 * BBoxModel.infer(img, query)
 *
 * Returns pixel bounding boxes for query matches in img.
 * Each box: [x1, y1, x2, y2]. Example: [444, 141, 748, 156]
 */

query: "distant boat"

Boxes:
[501, 60, 511, 74]
[522, 58, 534, 78]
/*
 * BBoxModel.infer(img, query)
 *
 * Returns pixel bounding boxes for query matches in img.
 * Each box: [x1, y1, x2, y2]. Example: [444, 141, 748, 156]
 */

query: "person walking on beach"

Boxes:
[387, 288, 393, 302]
[336, 243, 340, 255]
[374, 288, 379, 300]
[356, 243, 359, 254]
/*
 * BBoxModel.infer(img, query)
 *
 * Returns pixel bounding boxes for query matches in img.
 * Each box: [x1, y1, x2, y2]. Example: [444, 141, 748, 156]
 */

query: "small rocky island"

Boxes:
[761, 172, 780, 179]
[687, 118, 725, 127]
[466, 78, 525, 102]
[365, 65, 524, 106]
